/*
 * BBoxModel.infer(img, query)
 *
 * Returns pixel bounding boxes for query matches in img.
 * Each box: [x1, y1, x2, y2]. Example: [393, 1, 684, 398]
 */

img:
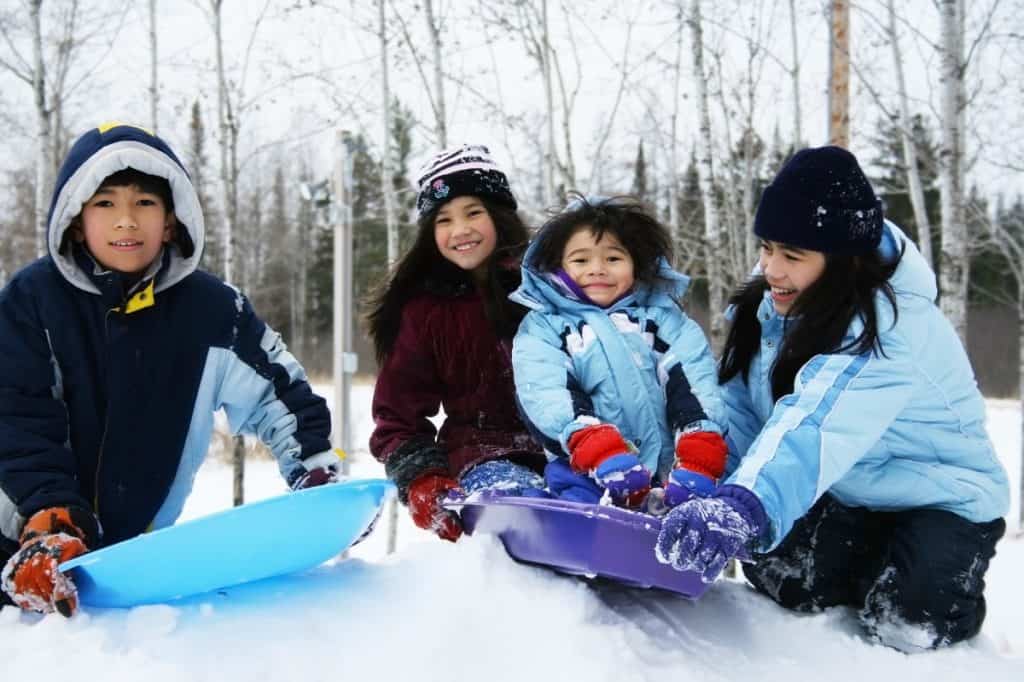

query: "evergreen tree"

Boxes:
[251, 165, 292, 337]
[187, 99, 222, 277]
[868, 113, 940, 256]
[631, 141, 648, 204]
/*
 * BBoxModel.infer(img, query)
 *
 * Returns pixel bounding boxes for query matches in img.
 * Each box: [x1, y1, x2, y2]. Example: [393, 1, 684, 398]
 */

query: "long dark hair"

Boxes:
[365, 198, 530, 364]
[718, 245, 904, 401]
[529, 194, 672, 285]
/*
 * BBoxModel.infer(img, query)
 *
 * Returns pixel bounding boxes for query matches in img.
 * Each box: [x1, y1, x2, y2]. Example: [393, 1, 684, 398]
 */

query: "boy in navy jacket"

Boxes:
[0, 123, 339, 616]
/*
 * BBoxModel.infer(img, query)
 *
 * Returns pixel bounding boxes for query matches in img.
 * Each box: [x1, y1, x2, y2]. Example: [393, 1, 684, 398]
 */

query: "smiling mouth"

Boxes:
[452, 241, 480, 252]
[770, 286, 796, 296]
[110, 240, 143, 247]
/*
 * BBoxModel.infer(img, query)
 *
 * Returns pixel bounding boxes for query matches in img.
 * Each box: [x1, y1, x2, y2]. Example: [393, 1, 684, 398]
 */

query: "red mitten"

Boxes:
[675, 431, 728, 480]
[407, 474, 463, 542]
[568, 424, 631, 472]
[1, 507, 94, 616]
[569, 424, 651, 508]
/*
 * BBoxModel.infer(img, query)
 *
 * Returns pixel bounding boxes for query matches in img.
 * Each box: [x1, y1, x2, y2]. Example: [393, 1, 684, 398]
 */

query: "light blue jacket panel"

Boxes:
[723, 222, 1010, 550]
[511, 255, 725, 480]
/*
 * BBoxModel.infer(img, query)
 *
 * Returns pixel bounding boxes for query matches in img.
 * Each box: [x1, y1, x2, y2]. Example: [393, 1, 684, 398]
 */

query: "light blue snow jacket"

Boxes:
[510, 244, 726, 480]
[723, 221, 1010, 550]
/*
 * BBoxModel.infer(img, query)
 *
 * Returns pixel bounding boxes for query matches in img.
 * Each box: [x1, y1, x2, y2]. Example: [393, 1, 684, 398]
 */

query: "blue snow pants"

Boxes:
[742, 494, 1005, 651]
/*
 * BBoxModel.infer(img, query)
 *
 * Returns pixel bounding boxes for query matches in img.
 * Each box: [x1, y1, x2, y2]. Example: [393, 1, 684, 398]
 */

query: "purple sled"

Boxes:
[445, 492, 708, 599]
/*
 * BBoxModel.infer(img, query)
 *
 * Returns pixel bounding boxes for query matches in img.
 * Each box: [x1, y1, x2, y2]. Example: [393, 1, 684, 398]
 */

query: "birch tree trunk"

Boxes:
[938, 0, 968, 343]
[424, 0, 447, 148]
[31, 0, 51, 258]
[541, 0, 557, 204]
[213, 0, 237, 286]
[211, 0, 245, 505]
[667, 6, 683, 259]
[887, 0, 933, 268]
[788, 0, 802, 147]
[148, 0, 158, 133]
[380, 0, 398, 266]
[689, 0, 724, 350]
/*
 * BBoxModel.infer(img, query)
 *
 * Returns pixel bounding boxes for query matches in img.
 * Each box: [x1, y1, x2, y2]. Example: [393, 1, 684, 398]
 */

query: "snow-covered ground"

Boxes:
[1, 385, 1021, 681]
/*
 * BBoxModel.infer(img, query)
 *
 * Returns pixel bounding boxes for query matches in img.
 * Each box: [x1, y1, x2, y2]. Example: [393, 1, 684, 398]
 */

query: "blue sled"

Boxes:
[60, 478, 394, 608]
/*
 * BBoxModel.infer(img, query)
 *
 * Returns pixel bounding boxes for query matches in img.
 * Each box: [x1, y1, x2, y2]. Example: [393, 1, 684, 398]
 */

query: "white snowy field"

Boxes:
[1, 384, 1021, 681]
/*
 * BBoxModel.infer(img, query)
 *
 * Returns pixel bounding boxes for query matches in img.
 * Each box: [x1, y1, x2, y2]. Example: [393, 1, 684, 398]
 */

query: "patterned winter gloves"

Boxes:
[407, 474, 463, 542]
[655, 484, 767, 583]
[568, 424, 652, 508]
[664, 431, 728, 507]
[1, 506, 99, 616]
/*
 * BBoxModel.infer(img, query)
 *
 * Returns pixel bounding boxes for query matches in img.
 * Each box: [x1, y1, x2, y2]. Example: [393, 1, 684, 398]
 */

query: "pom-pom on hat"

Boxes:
[754, 146, 883, 256]
[415, 144, 517, 218]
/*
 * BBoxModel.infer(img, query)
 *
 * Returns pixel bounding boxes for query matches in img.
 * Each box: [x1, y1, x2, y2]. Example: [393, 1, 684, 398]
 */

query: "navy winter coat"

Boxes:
[0, 124, 332, 554]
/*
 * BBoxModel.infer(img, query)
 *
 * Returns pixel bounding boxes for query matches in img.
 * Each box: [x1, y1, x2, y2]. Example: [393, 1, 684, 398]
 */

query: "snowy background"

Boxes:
[0, 383, 1021, 681]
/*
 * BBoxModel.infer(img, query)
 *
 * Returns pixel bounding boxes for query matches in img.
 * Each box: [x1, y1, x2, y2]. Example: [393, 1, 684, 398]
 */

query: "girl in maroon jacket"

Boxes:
[366, 145, 545, 542]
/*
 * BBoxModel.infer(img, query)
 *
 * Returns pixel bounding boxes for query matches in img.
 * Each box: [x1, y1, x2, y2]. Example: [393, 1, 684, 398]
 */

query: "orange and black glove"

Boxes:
[1, 506, 98, 617]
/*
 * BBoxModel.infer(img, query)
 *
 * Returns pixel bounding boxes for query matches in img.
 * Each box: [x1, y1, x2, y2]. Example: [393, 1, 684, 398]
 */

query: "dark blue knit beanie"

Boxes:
[754, 146, 883, 255]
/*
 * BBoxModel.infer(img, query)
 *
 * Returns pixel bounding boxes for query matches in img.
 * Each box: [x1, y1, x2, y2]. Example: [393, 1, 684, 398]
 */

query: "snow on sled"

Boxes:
[445, 492, 709, 599]
[59, 478, 394, 608]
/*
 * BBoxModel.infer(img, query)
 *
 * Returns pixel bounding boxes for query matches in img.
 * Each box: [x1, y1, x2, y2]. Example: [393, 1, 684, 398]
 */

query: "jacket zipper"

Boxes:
[93, 303, 121, 516]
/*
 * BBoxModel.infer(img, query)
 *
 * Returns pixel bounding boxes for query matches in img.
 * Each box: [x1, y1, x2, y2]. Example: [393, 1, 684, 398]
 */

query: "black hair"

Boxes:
[100, 168, 175, 212]
[365, 197, 530, 364]
[529, 193, 671, 286]
[718, 244, 904, 401]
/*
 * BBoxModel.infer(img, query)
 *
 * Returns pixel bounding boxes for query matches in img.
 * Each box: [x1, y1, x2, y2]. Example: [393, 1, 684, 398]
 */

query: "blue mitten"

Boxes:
[592, 454, 652, 508]
[655, 485, 767, 583]
[544, 459, 603, 503]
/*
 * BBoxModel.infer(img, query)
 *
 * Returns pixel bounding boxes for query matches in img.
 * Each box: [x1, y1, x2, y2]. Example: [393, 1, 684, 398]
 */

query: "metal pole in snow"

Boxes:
[332, 130, 357, 476]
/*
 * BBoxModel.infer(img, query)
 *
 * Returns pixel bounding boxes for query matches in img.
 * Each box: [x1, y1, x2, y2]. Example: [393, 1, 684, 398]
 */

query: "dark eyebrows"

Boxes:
[564, 247, 591, 259]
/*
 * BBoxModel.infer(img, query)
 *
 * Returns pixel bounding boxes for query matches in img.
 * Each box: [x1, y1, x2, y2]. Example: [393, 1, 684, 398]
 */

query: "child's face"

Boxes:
[561, 227, 635, 307]
[433, 195, 498, 276]
[75, 184, 175, 276]
[758, 239, 827, 314]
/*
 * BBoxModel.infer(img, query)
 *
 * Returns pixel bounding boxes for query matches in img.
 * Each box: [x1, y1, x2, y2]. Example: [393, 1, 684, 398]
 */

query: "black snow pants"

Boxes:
[0, 545, 12, 609]
[742, 494, 1005, 652]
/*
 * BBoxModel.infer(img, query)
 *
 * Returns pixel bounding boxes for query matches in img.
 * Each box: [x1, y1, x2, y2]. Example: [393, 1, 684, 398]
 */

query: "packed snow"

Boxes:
[1, 384, 1021, 681]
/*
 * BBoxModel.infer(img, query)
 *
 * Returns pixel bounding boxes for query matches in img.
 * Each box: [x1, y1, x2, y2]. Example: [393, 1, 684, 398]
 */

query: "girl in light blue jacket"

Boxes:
[511, 195, 727, 510]
[655, 146, 1009, 652]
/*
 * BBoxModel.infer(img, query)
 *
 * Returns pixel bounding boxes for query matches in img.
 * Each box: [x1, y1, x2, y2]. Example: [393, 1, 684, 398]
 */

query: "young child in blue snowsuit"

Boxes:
[655, 147, 1009, 651]
[511, 195, 728, 510]
[0, 123, 341, 616]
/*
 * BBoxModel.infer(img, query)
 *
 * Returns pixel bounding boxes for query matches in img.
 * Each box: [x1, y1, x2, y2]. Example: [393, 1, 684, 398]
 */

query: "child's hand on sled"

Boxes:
[1, 507, 97, 617]
[568, 424, 651, 509]
[290, 450, 346, 490]
[664, 431, 728, 508]
[655, 485, 766, 583]
[407, 474, 463, 542]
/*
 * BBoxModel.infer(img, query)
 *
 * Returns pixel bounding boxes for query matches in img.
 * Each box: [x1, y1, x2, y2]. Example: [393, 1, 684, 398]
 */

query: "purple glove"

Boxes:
[663, 468, 717, 507]
[654, 485, 767, 583]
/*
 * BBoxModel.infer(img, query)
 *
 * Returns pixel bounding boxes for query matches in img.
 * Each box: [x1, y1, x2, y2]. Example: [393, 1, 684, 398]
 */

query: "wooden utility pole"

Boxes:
[828, 0, 850, 147]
